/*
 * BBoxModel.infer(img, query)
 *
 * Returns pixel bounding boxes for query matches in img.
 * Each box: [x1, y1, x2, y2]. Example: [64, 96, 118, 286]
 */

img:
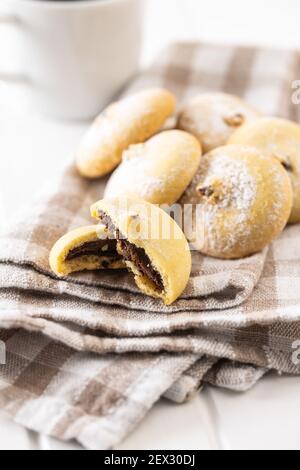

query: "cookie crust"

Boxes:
[76, 88, 176, 179]
[49, 225, 124, 277]
[104, 130, 202, 205]
[229, 117, 300, 223]
[181, 145, 293, 259]
[177, 92, 261, 153]
[91, 198, 192, 305]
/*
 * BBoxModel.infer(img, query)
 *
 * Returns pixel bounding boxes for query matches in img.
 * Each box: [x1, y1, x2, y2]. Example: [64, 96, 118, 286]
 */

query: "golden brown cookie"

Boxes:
[180, 145, 293, 259]
[228, 117, 300, 223]
[177, 92, 261, 153]
[76, 88, 176, 179]
[49, 225, 124, 277]
[91, 197, 192, 305]
[104, 130, 202, 205]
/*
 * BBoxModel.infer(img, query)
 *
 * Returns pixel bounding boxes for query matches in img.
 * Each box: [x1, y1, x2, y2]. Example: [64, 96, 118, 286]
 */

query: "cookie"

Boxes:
[104, 130, 202, 205]
[177, 92, 261, 153]
[90, 198, 191, 305]
[228, 117, 300, 223]
[49, 225, 124, 277]
[180, 145, 293, 259]
[76, 88, 176, 179]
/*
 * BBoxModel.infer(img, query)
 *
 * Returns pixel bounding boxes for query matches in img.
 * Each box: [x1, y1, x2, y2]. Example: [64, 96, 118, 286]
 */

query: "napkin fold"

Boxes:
[0, 42, 300, 450]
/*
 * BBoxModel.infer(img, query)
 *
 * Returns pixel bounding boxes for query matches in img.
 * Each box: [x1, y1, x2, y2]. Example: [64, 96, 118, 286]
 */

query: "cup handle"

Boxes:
[0, 14, 29, 84]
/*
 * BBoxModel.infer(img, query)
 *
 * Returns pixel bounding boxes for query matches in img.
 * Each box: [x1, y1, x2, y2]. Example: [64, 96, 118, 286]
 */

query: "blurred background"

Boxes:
[2, 0, 300, 73]
[142, 0, 300, 64]
[1, 0, 300, 223]
[1, 0, 300, 112]
[0, 0, 300, 212]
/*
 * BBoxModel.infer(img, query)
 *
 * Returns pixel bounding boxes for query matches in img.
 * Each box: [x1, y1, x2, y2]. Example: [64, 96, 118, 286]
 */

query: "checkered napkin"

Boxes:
[0, 43, 300, 450]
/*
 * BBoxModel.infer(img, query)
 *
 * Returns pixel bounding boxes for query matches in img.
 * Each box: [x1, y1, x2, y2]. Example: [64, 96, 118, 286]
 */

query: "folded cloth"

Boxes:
[0, 42, 300, 450]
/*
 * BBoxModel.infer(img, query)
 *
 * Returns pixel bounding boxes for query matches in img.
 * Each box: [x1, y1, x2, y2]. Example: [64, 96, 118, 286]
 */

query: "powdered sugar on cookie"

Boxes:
[181, 145, 293, 259]
[105, 130, 201, 205]
[178, 93, 260, 153]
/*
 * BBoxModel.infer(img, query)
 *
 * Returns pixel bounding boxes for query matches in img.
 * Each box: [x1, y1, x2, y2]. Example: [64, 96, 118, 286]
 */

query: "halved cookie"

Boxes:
[49, 225, 124, 277]
[91, 198, 192, 305]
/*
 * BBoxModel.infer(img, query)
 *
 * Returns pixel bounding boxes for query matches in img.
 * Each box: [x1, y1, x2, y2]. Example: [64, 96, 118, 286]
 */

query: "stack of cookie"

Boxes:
[50, 89, 299, 305]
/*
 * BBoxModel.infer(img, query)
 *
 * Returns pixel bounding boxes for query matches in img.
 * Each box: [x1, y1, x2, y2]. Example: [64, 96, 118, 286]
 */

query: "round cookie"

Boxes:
[76, 88, 176, 179]
[177, 92, 261, 153]
[49, 225, 124, 277]
[180, 145, 293, 259]
[104, 130, 202, 205]
[91, 197, 191, 305]
[228, 117, 300, 223]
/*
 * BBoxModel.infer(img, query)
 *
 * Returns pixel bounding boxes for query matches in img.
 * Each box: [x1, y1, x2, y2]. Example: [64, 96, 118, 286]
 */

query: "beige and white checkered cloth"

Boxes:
[0, 43, 300, 450]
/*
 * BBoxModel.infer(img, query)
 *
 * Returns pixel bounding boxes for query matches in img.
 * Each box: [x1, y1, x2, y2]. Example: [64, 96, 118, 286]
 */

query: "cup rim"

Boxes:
[13, 0, 134, 10]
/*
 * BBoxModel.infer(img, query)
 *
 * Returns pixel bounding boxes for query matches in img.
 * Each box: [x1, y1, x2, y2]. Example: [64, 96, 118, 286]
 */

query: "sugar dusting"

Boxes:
[105, 132, 200, 203]
[181, 145, 292, 257]
[79, 89, 173, 157]
[105, 149, 167, 201]
[199, 151, 257, 254]
[230, 118, 300, 221]
[79, 116, 118, 156]
[255, 138, 300, 193]
[179, 93, 259, 152]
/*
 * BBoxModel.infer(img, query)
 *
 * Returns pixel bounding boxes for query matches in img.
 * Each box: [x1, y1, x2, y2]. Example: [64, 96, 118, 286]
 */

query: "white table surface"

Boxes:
[1, 0, 300, 451]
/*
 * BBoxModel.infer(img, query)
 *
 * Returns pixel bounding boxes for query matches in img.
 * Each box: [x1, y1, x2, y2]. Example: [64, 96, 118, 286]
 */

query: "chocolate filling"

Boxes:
[119, 239, 164, 291]
[66, 239, 120, 262]
[98, 210, 164, 292]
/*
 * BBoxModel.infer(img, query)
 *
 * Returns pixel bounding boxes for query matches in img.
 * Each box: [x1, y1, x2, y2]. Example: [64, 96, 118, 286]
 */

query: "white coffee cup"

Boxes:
[0, 0, 143, 120]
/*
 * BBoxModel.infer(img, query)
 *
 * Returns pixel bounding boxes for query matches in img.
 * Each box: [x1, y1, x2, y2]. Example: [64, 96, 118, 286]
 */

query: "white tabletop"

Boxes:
[0, 374, 299, 450]
[1, 0, 300, 451]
